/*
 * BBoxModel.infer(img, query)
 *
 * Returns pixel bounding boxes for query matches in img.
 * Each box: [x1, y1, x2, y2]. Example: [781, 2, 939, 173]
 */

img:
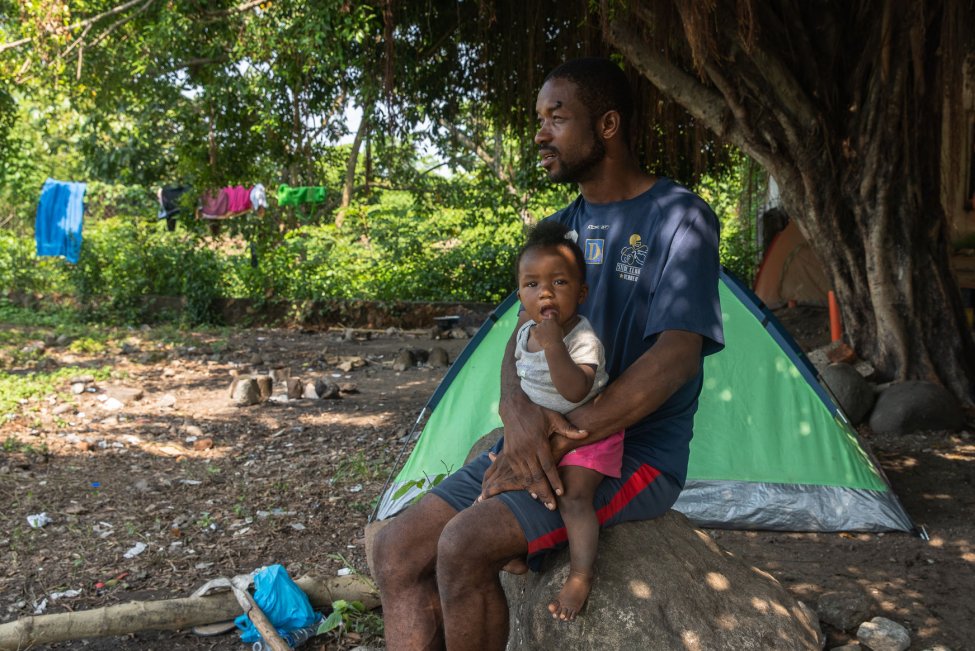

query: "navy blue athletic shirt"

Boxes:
[552, 177, 724, 485]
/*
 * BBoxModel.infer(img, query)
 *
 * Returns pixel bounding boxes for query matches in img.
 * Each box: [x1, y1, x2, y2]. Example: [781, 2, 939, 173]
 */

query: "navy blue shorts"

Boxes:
[430, 436, 682, 570]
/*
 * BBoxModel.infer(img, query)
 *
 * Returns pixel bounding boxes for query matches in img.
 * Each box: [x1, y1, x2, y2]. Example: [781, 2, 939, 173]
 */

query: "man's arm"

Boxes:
[552, 329, 703, 458]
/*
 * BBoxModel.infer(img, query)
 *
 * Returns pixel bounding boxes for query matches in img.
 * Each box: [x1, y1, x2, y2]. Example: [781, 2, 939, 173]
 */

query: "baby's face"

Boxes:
[517, 245, 587, 329]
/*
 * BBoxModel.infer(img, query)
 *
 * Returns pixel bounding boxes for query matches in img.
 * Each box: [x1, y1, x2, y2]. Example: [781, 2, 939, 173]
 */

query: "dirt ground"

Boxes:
[1, 306, 973, 650]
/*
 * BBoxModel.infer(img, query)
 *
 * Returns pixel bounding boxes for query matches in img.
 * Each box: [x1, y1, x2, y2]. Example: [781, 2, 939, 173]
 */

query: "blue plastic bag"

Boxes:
[235, 565, 321, 646]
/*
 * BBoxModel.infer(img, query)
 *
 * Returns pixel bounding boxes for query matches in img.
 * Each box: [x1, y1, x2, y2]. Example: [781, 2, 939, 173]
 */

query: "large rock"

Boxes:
[868, 381, 966, 435]
[501, 511, 821, 650]
[816, 589, 872, 631]
[821, 363, 875, 425]
[857, 616, 910, 651]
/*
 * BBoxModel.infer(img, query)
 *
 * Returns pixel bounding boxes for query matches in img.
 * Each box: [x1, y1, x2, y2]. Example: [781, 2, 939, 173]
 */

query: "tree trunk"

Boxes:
[603, 0, 975, 404]
[336, 112, 369, 228]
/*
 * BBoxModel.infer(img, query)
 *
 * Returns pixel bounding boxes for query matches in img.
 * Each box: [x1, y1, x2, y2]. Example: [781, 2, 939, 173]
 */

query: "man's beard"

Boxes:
[547, 123, 606, 184]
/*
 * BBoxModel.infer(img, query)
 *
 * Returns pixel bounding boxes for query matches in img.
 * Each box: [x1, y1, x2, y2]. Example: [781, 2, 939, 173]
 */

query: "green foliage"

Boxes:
[392, 470, 450, 505]
[68, 217, 224, 324]
[317, 599, 384, 639]
[694, 151, 765, 283]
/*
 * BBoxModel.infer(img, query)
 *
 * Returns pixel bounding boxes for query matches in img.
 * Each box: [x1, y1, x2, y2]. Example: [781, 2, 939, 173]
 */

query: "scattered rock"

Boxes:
[303, 382, 320, 399]
[856, 616, 910, 651]
[502, 511, 821, 650]
[68, 375, 95, 385]
[101, 397, 125, 411]
[182, 425, 205, 438]
[270, 367, 290, 382]
[338, 382, 359, 394]
[447, 327, 468, 340]
[868, 381, 966, 435]
[286, 378, 303, 400]
[816, 589, 872, 631]
[392, 349, 417, 371]
[821, 364, 875, 425]
[315, 378, 341, 399]
[255, 376, 273, 401]
[70, 382, 87, 395]
[232, 378, 261, 406]
[52, 404, 74, 416]
[103, 385, 144, 405]
[162, 367, 177, 377]
[157, 394, 177, 408]
[428, 347, 450, 368]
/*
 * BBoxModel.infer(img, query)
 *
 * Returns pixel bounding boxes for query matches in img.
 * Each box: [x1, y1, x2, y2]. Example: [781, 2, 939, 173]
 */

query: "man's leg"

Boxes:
[436, 497, 529, 651]
[372, 493, 458, 651]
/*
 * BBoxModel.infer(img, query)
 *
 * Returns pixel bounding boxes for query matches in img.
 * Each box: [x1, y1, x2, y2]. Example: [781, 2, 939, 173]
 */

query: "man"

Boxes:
[373, 58, 724, 651]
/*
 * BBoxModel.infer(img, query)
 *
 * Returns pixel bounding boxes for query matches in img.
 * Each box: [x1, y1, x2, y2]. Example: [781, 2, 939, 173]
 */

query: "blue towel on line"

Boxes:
[35, 178, 87, 264]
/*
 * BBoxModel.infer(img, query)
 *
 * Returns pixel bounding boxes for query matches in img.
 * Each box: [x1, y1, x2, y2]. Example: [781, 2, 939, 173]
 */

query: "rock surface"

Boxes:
[816, 589, 872, 631]
[821, 363, 875, 425]
[857, 616, 910, 651]
[868, 381, 966, 435]
[501, 511, 821, 650]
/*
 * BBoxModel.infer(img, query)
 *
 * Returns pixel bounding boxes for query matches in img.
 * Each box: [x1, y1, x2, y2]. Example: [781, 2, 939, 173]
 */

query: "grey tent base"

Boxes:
[673, 480, 915, 532]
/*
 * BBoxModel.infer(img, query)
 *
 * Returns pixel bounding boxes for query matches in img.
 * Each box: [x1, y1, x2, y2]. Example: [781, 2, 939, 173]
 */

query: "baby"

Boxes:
[512, 220, 625, 622]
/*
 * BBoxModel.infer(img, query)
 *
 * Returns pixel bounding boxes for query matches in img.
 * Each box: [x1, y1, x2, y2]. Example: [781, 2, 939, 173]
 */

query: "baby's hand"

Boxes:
[534, 317, 565, 350]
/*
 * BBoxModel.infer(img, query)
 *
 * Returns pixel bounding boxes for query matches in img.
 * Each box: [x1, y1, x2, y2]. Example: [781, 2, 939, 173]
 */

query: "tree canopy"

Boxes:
[2, 0, 973, 403]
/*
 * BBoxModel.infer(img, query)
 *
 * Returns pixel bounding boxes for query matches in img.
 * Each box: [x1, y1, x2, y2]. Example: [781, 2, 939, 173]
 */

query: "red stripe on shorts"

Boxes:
[526, 464, 662, 555]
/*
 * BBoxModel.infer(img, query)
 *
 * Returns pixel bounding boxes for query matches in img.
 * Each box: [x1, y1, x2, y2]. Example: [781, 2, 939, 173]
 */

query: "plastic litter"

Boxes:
[27, 513, 53, 528]
[123, 542, 147, 558]
[235, 564, 322, 647]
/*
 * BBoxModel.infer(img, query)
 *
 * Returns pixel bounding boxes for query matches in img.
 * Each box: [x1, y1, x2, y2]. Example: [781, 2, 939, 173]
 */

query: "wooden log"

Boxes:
[0, 575, 378, 651]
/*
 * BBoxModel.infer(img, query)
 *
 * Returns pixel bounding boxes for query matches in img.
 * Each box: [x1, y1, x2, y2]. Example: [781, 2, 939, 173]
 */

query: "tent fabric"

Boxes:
[35, 179, 86, 264]
[753, 221, 830, 308]
[375, 270, 914, 533]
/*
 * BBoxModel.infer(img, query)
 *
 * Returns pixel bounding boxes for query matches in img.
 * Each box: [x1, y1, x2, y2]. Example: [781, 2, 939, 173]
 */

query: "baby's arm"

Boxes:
[533, 319, 596, 403]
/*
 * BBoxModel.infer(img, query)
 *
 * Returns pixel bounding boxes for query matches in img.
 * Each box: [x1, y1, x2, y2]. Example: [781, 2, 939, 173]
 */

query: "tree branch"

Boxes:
[0, 0, 151, 53]
[601, 10, 734, 142]
[203, 0, 267, 21]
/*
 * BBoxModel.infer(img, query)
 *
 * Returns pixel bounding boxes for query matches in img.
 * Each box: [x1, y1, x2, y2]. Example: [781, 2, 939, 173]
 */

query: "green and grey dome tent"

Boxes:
[375, 269, 915, 533]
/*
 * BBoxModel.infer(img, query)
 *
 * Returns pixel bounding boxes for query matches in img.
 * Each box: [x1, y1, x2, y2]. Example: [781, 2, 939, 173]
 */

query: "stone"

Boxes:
[314, 378, 341, 399]
[255, 376, 273, 401]
[70, 383, 87, 395]
[270, 367, 290, 382]
[286, 378, 304, 400]
[447, 327, 469, 340]
[231, 378, 261, 406]
[303, 382, 320, 399]
[69, 374, 94, 385]
[157, 394, 177, 408]
[338, 382, 359, 394]
[919, 645, 954, 651]
[392, 349, 417, 371]
[193, 438, 214, 451]
[868, 381, 966, 435]
[337, 360, 355, 373]
[502, 511, 821, 650]
[182, 425, 205, 438]
[821, 364, 875, 425]
[52, 403, 74, 416]
[856, 616, 910, 651]
[816, 589, 872, 631]
[428, 347, 450, 368]
[103, 385, 144, 404]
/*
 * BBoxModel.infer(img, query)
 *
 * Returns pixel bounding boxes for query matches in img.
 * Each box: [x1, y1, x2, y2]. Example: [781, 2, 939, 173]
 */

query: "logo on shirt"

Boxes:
[616, 234, 648, 282]
[586, 224, 609, 230]
[584, 239, 604, 265]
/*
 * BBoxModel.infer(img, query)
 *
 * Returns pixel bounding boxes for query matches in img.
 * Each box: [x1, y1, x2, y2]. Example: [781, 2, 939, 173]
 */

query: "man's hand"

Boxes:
[480, 398, 587, 509]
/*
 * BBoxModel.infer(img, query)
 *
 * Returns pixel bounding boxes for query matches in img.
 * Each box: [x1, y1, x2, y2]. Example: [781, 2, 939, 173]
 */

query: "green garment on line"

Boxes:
[277, 184, 327, 206]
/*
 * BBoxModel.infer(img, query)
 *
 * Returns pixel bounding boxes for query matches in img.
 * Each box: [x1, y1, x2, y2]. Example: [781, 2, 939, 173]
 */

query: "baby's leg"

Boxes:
[548, 465, 605, 622]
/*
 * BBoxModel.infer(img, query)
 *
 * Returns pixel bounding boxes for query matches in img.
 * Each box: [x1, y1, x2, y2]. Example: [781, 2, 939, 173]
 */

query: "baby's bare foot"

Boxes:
[502, 556, 529, 575]
[547, 570, 592, 622]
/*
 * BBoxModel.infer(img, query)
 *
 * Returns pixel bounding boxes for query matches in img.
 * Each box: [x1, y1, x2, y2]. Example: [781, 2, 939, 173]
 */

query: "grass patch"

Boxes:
[0, 365, 113, 415]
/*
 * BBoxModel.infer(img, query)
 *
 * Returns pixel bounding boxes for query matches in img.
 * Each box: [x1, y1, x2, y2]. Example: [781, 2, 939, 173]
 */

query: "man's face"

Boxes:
[534, 78, 606, 184]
